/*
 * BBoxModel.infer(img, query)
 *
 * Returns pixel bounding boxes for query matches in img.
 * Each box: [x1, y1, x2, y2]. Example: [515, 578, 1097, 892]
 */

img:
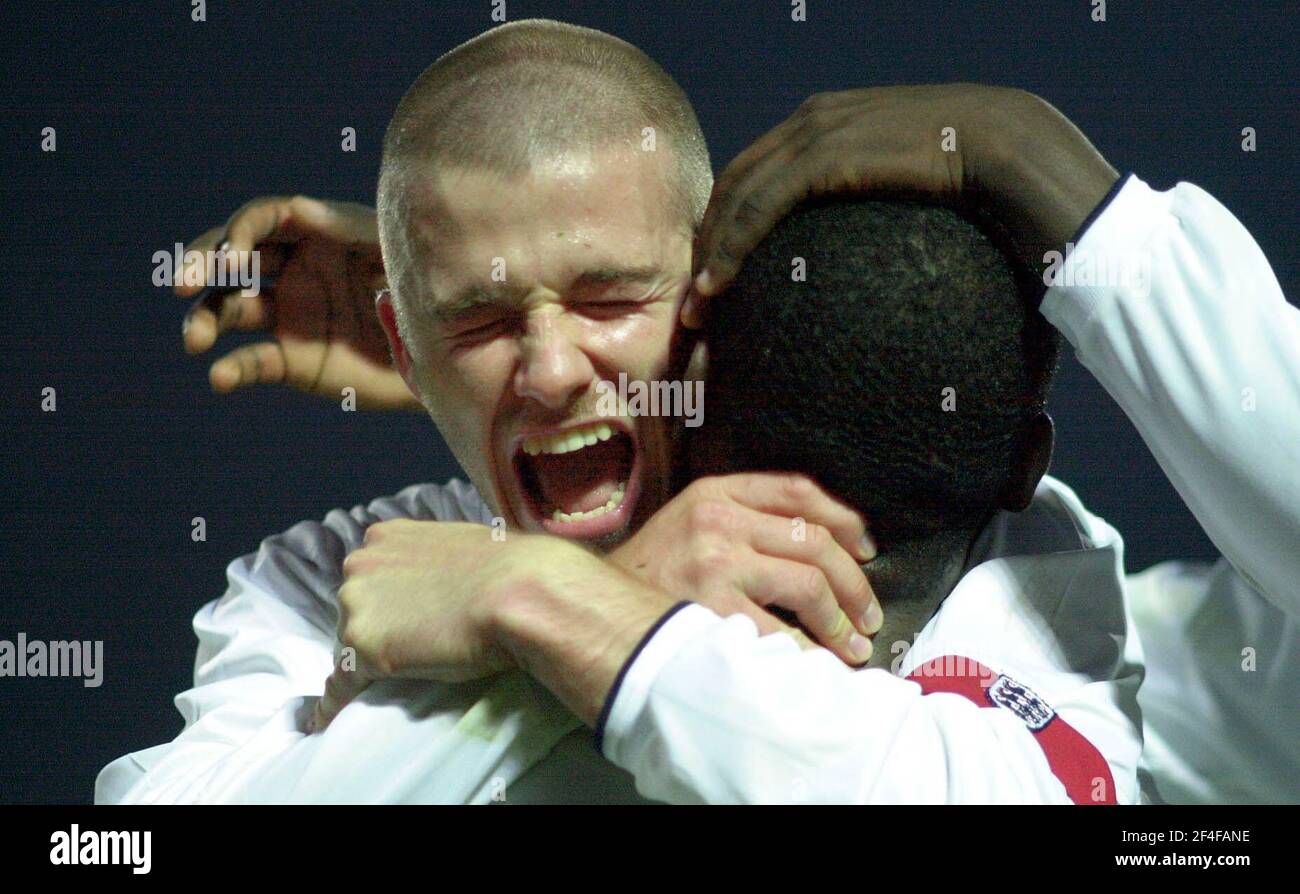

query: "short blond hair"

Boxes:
[377, 19, 712, 337]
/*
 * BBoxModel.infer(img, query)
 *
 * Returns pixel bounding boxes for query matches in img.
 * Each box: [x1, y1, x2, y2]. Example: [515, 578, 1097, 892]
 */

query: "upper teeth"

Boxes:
[522, 423, 615, 456]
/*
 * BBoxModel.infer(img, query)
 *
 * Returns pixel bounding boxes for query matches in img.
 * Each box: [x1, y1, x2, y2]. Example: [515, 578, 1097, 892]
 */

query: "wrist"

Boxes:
[480, 536, 584, 643]
[974, 90, 1119, 270]
[487, 543, 678, 725]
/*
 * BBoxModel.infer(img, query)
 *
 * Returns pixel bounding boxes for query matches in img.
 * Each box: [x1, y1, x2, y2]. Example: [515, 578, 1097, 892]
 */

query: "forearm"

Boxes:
[1042, 175, 1300, 611]
[489, 548, 681, 726]
[596, 606, 1127, 804]
[980, 93, 1300, 606]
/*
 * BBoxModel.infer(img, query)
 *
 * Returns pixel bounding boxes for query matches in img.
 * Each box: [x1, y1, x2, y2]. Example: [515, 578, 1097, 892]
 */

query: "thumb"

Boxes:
[308, 664, 372, 733]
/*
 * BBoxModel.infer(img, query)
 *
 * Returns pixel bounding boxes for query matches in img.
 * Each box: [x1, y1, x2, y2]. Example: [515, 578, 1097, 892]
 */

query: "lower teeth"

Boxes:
[552, 483, 627, 523]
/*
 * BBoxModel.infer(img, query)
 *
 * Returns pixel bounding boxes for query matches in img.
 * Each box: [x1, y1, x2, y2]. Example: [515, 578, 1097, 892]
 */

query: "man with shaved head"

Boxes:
[100, 17, 1141, 805]
[100, 17, 1298, 804]
[373, 19, 708, 554]
[101, 20, 889, 805]
[377, 17, 712, 289]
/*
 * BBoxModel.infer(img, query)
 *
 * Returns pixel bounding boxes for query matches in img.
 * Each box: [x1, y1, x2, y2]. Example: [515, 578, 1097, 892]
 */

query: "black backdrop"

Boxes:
[1, 1, 1295, 804]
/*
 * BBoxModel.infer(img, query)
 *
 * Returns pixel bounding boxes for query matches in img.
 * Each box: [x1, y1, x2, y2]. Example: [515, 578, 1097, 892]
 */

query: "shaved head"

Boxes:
[378, 19, 712, 337]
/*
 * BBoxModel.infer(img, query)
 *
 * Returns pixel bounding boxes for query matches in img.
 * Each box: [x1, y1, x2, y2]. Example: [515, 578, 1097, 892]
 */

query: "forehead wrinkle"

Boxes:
[403, 154, 688, 324]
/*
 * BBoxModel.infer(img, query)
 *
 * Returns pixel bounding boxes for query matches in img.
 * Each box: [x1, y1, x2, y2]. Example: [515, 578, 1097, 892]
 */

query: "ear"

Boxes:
[998, 411, 1054, 512]
[375, 289, 419, 397]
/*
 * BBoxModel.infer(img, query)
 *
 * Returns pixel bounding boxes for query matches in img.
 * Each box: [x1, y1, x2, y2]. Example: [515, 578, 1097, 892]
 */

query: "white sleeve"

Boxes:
[93, 481, 548, 804]
[598, 604, 1130, 805]
[1041, 175, 1300, 614]
[94, 551, 338, 804]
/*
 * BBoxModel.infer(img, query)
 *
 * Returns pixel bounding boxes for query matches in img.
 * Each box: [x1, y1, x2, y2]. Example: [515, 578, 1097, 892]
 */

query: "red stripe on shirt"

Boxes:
[905, 655, 1116, 805]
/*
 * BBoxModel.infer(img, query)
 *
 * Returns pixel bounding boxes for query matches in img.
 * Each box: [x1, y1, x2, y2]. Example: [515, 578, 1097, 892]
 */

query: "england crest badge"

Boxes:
[985, 674, 1056, 731]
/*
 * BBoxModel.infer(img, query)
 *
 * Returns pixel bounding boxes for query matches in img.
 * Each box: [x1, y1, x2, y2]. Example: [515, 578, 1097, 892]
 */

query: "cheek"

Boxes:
[415, 348, 515, 461]
[420, 342, 515, 409]
[589, 313, 676, 379]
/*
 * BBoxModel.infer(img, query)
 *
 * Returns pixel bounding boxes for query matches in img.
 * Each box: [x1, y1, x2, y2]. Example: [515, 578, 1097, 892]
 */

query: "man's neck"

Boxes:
[862, 525, 984, 671]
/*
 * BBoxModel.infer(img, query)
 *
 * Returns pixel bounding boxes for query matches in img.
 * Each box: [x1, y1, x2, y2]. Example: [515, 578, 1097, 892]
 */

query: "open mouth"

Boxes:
[512, 420, 640, 539]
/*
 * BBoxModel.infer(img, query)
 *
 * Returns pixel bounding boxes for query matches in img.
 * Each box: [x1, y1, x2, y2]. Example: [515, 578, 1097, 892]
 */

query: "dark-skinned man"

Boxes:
[101, 22, 1297, 804]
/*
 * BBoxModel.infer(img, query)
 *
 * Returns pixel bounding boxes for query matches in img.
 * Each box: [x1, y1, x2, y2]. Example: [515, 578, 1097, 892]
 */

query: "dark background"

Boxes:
[1, 1, 1295, 804]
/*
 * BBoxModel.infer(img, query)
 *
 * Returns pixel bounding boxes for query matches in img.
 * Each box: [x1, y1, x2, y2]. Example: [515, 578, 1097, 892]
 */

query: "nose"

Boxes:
[513, 311, 595, 411]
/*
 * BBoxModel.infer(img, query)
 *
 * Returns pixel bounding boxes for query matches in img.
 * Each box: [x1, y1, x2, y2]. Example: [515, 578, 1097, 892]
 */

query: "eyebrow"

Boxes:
[572, 264, 663, 288]
[426, 283, 521, 324]
[427, 264, 665, 324]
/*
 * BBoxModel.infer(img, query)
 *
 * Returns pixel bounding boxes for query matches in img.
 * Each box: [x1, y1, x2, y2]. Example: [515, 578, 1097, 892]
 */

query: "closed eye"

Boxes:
[445, 315, 514, 344]
[575, 299, 650, 319]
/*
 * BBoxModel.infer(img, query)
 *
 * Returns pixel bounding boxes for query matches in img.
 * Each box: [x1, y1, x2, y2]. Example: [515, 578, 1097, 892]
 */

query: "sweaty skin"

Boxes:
[316, 83, 1127, 731]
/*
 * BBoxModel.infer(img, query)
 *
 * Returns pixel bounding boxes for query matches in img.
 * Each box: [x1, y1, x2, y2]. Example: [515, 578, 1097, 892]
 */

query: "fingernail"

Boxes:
[215, 239, 232, 277]
[694, 269, 715, 297]
[860, 533, 877, 562]
[849, 633, 873, 663]
[182, 313, 192, 337]
[862, 601, 884, 635]
[680, 297, 701, 329]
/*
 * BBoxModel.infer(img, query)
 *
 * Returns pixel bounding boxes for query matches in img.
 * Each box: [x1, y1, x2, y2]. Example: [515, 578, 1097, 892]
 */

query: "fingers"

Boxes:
[227, 195, 379, 248]
[734, 553, 874, 666]
[208, 341, 289, 393]
[744, 508, 881, 636]
[687, 97, 835, 323]
[178, 195, 309, 302]
[308, 662, 372, 733]
[177, 209, 287, 354]
[714, 473, 876, 562]
[737, 601, 813, 652]
[294, 196, 382, 244]
[223, 196, 296, 256]
[697, 120, 798, 251]
[789, 629, 819, 651]
[694, 135, 831, 303]
[183, 287, 273, 354]
[698, 96, 846, 246]
[177, 199, 294, 299]
[710, 594, 819, 652]
[683, 90, 903, 327]
[173, 227, 227, 298]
